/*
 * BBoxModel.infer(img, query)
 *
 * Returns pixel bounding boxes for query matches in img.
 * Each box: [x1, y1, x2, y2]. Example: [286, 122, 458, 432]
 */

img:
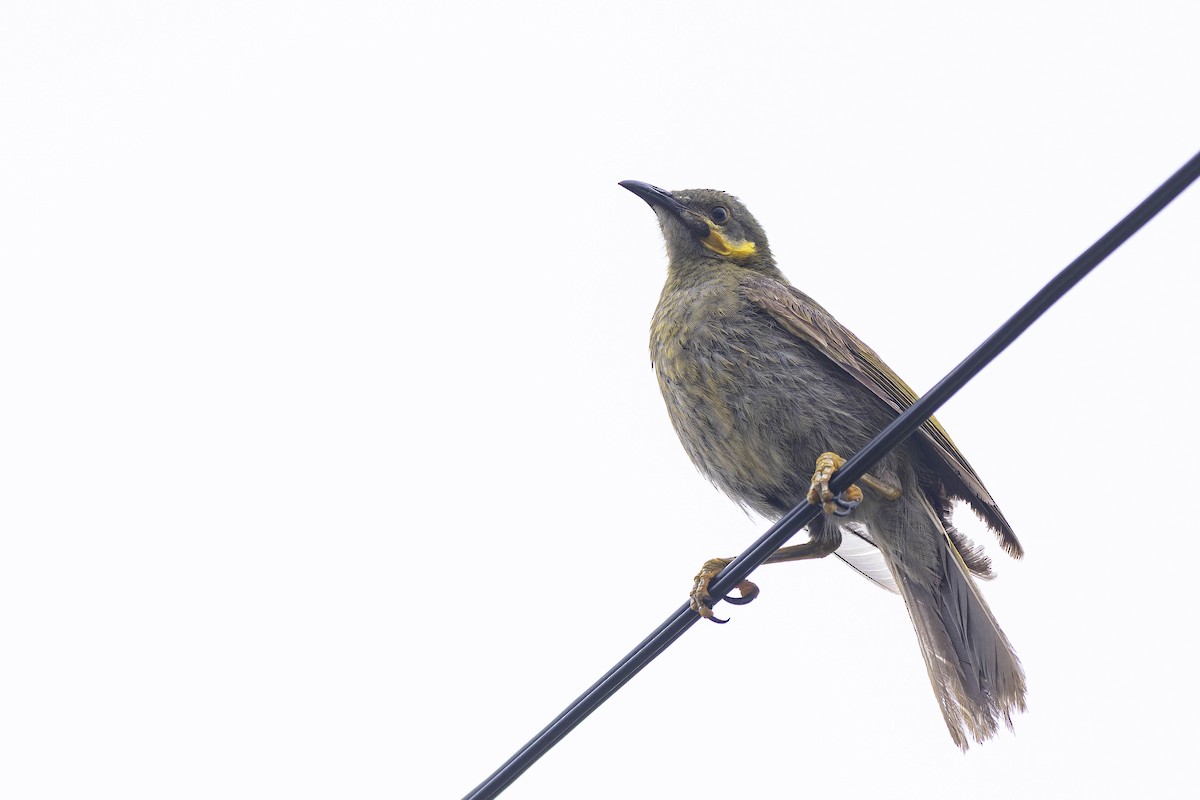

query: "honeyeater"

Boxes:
[621, 179, 1025, 750]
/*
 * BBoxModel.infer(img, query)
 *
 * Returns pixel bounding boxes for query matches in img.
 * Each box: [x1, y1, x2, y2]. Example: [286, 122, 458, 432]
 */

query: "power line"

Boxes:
[463, 149, 1200, 800]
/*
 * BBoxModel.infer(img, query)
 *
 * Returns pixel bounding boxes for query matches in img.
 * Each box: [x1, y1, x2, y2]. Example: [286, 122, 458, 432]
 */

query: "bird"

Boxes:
[620, 179, 1026, 750]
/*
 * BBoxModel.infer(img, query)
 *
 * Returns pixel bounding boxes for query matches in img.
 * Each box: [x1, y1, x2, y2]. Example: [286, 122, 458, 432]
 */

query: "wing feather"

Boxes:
[740, 275, 1023, 558]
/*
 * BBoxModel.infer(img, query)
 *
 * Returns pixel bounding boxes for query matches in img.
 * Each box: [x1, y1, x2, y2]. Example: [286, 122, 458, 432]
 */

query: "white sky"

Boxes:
[3, 2, 1200, 798]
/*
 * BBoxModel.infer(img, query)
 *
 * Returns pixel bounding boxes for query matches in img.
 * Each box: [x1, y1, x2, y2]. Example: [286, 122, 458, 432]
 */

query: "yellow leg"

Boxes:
[690, 558, 759, 623]
[689, 531, 843, 623]
[689, 452, 901, 623]
[807, 451, 900, 514]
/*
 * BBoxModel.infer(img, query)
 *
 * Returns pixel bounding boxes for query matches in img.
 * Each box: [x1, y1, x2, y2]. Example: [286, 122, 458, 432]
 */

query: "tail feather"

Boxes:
[875, 494, 1026, 749]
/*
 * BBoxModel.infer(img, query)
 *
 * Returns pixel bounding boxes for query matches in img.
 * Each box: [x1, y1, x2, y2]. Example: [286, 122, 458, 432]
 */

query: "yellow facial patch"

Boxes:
[701, 225, 757, 260]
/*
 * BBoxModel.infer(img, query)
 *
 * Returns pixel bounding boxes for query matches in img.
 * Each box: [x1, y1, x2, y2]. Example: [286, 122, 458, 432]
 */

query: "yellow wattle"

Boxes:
[701, 227, 757, 260]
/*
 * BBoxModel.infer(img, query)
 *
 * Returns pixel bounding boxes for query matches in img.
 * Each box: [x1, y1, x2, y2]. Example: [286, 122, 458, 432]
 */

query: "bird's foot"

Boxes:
[690, 558, 760, 624]
[808, 451, 865, 516]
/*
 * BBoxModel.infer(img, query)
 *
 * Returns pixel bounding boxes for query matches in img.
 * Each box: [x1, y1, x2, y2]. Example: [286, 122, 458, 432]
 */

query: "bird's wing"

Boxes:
[739, 275, 1023, 558]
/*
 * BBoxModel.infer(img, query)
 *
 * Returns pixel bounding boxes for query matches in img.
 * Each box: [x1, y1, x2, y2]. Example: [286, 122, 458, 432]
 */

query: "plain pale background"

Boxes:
[3, 2, 1199, 798]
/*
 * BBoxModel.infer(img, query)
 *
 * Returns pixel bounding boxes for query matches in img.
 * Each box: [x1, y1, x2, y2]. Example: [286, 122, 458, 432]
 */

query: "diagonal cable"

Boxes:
[464, 149, 1200, 800]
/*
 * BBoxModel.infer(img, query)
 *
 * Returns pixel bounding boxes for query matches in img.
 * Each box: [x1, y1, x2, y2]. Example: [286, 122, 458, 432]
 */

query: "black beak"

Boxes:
[619, 180, 687, 214]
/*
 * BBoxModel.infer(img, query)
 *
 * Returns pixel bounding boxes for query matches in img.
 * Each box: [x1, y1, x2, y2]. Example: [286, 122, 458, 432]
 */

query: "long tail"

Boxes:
[876, 493, 1027, 749]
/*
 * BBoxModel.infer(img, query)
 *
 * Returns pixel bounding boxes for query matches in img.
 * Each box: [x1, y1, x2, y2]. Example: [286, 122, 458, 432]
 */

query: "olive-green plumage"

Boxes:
[621, 180, 1026, 749]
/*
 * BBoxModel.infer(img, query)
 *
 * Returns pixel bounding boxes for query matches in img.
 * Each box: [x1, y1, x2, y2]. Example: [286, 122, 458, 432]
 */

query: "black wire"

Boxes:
[463, 150, 1200, 800]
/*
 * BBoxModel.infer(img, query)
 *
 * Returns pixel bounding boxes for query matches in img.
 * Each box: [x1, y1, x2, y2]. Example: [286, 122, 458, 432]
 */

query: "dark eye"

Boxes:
[710, 206, 729, 224]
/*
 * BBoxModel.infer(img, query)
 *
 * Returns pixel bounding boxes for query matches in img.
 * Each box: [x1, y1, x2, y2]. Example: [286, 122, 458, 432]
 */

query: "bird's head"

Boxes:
[619, 181, 775, 274]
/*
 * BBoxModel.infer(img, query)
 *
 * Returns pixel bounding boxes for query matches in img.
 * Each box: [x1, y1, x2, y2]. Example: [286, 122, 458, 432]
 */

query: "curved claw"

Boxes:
[691, 559, 763, 622]
[722, 580, 760, 605]
[692, 594, 729, 624]
[831, 488, 862, 517]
